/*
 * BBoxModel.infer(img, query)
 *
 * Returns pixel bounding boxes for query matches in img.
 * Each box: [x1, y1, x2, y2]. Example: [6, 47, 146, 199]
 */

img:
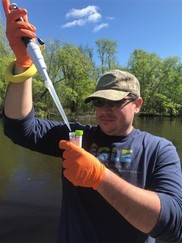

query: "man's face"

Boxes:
[95, 97, 143, 136]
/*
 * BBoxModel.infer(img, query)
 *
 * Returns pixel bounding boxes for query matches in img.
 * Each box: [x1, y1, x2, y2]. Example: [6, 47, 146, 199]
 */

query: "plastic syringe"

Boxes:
[9, 3, 71, 131]
[25, 39, 71, 131]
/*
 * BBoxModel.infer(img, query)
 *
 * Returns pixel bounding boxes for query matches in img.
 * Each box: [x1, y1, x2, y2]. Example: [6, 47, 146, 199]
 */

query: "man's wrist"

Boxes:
[5, 61, 37, 83]
[13, 65, 29, 75]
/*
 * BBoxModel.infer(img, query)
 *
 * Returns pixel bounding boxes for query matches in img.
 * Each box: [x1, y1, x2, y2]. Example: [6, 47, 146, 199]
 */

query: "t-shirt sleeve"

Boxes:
[3, 108, 68, 157]
[149, 140, 182, 241]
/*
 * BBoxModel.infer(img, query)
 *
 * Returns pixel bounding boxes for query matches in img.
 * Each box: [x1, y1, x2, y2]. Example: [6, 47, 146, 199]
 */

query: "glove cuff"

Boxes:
[92, 164, 106, 190]
[5, 61, 37, 83]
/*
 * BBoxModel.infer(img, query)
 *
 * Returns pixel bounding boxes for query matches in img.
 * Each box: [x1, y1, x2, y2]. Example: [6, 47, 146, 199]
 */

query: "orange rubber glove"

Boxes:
[59, 140, 106, 189]
[2, 0, 36, 67]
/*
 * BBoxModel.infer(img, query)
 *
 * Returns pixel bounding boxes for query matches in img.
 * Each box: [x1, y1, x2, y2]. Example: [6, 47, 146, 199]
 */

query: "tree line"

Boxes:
[0, 21, 182, 118]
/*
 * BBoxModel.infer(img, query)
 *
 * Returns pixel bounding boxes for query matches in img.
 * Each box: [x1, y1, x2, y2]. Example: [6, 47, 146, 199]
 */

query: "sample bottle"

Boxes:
[69, 130, 83, 147]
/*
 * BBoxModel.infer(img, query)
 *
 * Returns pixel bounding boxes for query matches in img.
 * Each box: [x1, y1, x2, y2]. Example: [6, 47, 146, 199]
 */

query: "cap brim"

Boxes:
[84, 90, 130, 103]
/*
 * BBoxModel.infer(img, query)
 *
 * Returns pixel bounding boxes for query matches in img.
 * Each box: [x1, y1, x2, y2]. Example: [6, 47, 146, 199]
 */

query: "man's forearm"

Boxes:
[97, 168, 161, 234]
[4, 65, 33, 119]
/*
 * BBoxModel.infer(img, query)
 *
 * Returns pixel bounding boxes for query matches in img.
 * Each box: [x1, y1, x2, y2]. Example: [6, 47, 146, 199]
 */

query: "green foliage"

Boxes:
[32, 78, 49, 117]
[0, 21, 14, 112]
[128, 49, 182, 116]
[41, 41, 96, 114]
[0, 18, 182, 117]
[148, 94, 182, 116]
[96, 38, 118, 74]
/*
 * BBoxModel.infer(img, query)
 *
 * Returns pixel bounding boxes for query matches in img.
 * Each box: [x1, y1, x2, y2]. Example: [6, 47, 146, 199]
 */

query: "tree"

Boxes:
[96, 38, 118, 74]
[159, 57, 182, 104]
[127, 49, 182, 116]
[57, 43, 95, 113]
[34, 40, 95, 115]
[1, 16, 182, 117]
[0, 21, 14, 112]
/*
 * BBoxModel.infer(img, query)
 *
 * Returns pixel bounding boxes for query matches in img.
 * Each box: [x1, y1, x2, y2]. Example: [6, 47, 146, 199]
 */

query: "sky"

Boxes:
[1, 0, 182, 66]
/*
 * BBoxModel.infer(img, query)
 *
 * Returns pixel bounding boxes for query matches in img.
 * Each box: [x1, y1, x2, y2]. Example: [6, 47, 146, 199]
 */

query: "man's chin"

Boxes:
[99, 125, 116, 136]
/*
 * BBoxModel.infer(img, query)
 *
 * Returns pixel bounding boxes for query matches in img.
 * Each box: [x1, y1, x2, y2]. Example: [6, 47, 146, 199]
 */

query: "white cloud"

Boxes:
[62, 5, 112, 33]
[93, 23, 109, 33]
[66, 5, 101, 23]
[62, 19, 87, 28]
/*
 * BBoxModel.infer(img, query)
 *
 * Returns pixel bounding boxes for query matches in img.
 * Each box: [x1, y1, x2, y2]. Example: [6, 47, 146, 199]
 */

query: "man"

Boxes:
[2, 1, 182, 242]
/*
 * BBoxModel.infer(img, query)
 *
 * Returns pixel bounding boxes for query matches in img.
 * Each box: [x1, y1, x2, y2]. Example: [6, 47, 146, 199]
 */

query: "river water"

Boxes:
[0, 116, 182, 243]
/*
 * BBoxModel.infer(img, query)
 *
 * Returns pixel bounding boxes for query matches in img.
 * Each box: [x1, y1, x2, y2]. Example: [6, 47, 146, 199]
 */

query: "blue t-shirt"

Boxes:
[3, 109, 182, 243]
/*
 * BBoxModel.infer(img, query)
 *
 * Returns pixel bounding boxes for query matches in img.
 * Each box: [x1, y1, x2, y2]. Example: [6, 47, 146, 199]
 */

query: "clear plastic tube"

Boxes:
[69, 130, 83, 147]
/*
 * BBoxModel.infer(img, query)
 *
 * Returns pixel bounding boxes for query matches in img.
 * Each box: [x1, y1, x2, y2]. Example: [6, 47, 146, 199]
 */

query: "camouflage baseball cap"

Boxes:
[84, 70, 140, 103]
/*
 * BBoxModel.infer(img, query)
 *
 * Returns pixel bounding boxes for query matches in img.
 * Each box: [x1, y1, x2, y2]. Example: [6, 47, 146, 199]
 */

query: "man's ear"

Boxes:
[134, 97, 143, 113]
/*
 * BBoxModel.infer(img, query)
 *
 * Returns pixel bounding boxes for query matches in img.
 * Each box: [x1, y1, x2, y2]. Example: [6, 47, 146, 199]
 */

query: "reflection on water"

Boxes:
[0, 120, 62, 243]
[134, 116, 182, 160]
[0, 116, 182, 243]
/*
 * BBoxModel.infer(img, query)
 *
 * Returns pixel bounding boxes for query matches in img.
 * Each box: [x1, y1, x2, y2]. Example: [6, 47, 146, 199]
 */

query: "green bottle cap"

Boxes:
[75, 130, 83, 136]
